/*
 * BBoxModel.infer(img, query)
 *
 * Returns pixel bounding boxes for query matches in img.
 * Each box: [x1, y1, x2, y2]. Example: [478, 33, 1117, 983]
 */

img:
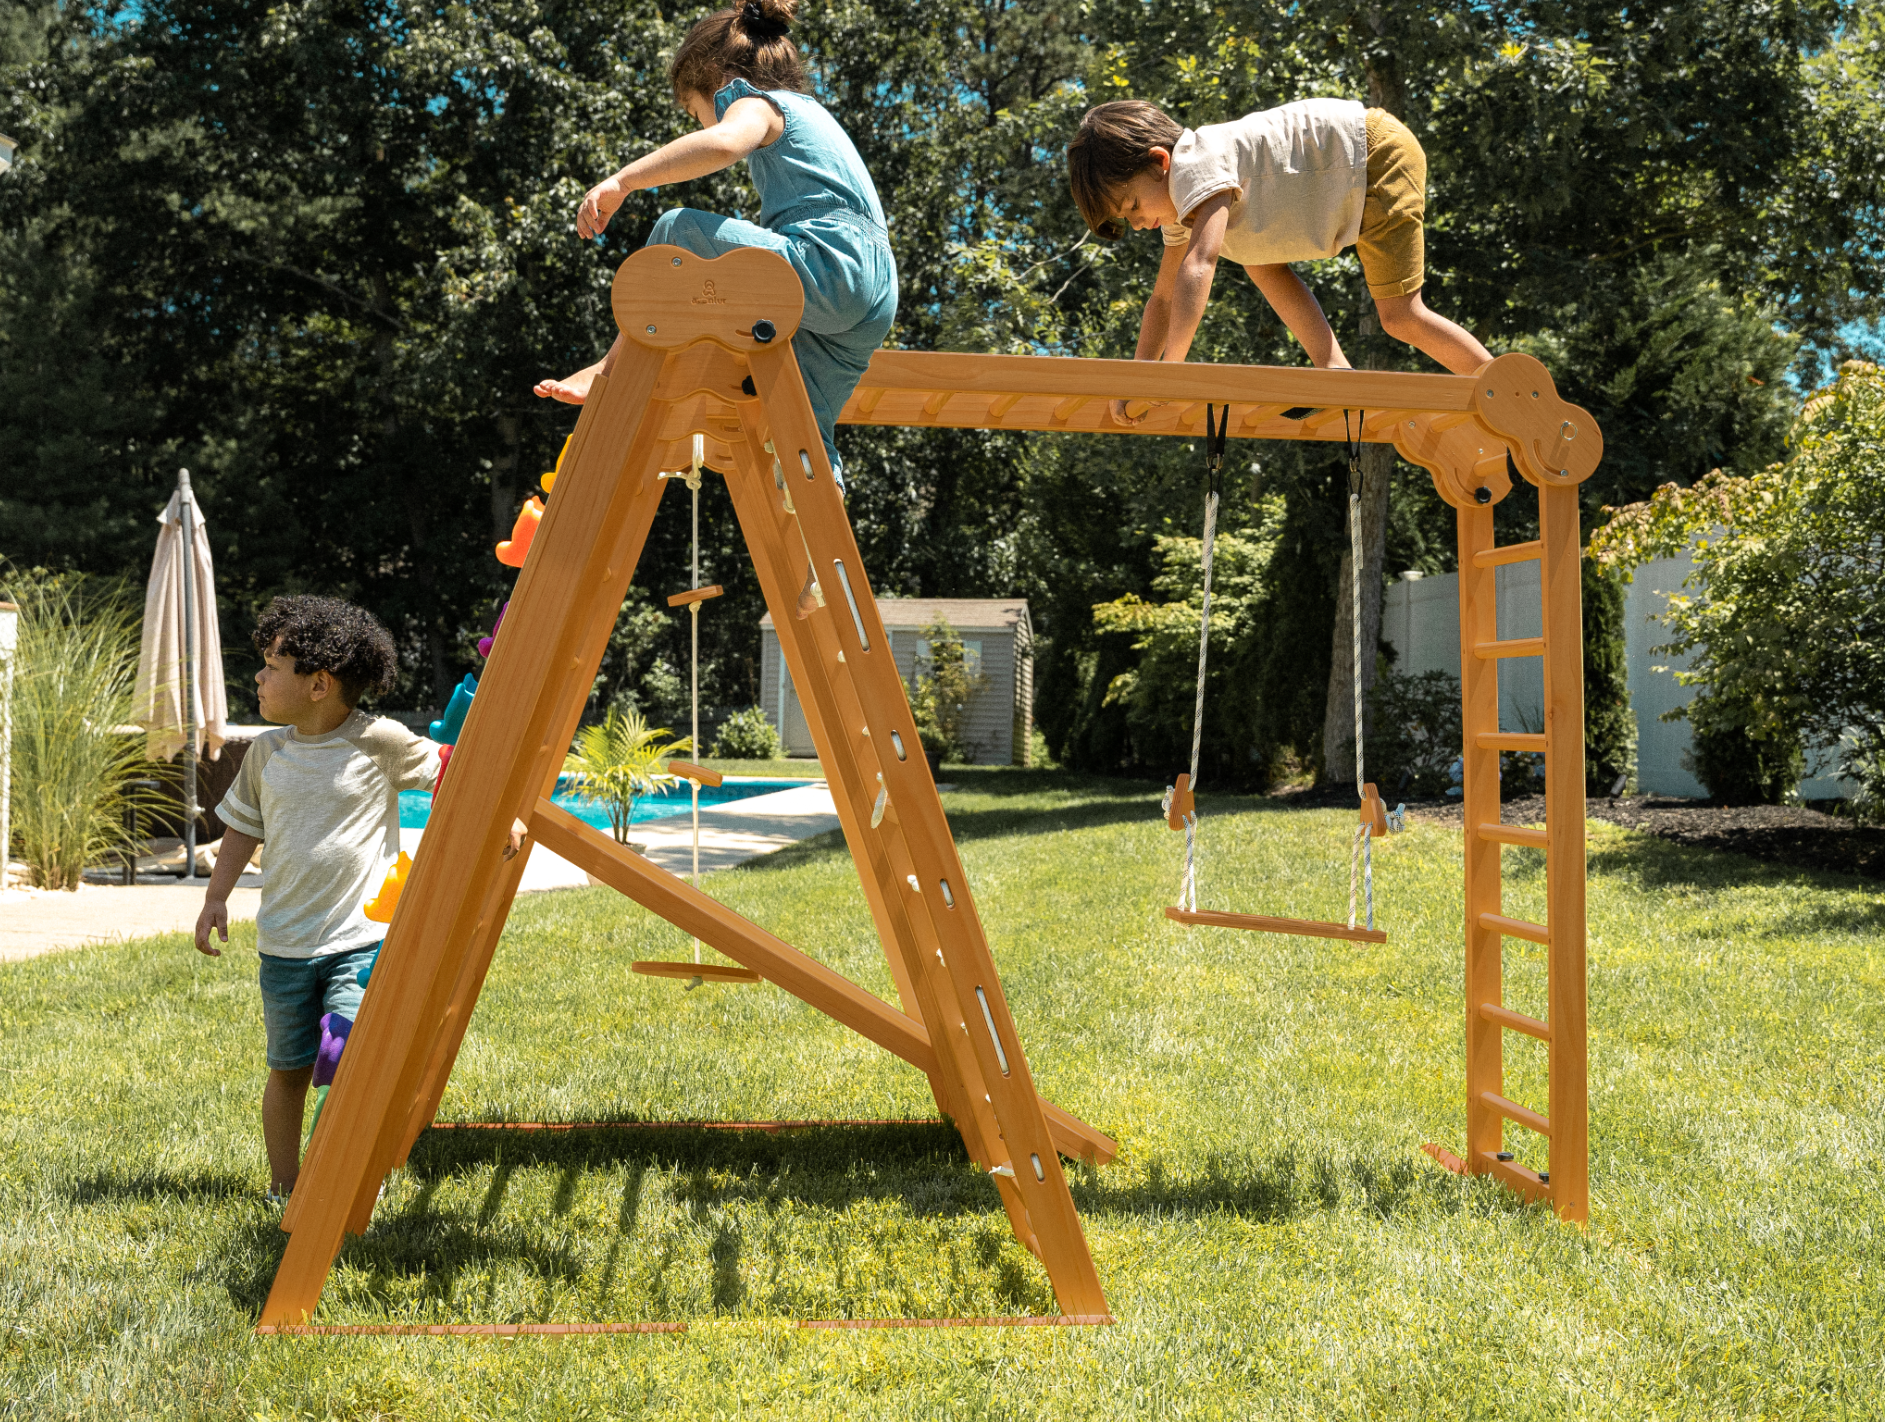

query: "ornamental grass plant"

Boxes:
[2, 568, 165, 889]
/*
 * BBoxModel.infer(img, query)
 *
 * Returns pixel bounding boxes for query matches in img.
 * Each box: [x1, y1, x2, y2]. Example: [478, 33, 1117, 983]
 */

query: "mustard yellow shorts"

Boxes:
[1358, 108, 1426, 299]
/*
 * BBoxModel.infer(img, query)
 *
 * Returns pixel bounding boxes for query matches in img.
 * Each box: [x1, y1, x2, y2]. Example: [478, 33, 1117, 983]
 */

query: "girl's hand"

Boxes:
[576, 177, 629, 240]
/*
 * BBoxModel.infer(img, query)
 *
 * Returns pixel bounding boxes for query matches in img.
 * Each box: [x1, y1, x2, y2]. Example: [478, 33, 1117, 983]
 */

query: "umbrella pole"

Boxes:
[179, 469, 199, 879]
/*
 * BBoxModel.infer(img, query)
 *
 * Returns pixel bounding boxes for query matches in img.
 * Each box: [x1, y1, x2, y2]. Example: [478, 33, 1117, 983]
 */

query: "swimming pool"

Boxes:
[398, 778, 813, 832]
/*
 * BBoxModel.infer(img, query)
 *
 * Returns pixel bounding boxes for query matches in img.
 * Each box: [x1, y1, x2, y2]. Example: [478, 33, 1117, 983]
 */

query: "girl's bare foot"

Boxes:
[533, 362, 602, 404]
[796, 564, 820, 619]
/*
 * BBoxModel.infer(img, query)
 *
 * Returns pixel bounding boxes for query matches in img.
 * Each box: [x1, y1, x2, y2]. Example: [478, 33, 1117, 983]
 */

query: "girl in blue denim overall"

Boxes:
[537, 0, 897, 559]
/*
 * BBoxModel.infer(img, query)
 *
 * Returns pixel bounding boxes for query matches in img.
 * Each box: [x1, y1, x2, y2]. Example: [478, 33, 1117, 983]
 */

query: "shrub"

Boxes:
[4, 569, 167, 888]
[709, 706, 782, 761]
[1365, 670, 1462, 797]
[909, 616, 989, 762]
[1590, 361, 1885, 805]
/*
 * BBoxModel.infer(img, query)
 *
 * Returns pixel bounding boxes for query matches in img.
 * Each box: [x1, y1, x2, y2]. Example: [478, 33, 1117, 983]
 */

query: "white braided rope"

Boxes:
[1345, 446, 1375, 932]
[1177, 487, 1220, 914]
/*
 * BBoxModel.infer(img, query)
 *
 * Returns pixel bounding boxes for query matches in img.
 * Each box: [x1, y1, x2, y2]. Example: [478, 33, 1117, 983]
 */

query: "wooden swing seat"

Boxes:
[1163, 905, 1387, 945]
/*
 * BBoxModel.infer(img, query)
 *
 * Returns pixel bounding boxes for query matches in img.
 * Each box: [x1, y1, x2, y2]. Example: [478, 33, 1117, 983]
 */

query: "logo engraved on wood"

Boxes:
[693, 280, 728, 306]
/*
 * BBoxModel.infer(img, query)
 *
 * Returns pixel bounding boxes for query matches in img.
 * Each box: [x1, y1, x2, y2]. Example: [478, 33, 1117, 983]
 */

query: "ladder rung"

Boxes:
[1477, 822, 1546, 848]
[1476, 732, 1545, 752]
[1479, 912, 1549, 944]
[1480, 1091, 1550, 1137]
[1472, 540, 1542, 569]
[1474, 637, 1544, 660]
[1476, 1151, 1551, 1199]
[1478, 1002, 1550, 1041]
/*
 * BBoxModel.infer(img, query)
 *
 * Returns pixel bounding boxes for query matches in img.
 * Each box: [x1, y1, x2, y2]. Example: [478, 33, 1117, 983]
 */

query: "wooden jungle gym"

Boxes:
[257, 245, 1601, 1332]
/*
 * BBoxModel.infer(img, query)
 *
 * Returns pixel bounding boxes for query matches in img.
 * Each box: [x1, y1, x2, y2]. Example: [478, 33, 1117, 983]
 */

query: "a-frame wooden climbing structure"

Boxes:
[259, 244, 1602, 1332]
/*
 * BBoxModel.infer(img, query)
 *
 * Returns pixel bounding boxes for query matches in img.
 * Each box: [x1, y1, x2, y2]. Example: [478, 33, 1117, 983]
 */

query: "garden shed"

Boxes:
[759, 598, 1033, 764]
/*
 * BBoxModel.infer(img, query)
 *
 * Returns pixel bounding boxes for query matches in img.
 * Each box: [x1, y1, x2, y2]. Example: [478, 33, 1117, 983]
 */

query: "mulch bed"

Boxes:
[1265, 784, 1885, 882]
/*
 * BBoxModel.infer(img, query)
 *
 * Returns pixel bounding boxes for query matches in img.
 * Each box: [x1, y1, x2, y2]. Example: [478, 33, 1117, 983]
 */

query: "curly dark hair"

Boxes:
[252, 595, 399, 707]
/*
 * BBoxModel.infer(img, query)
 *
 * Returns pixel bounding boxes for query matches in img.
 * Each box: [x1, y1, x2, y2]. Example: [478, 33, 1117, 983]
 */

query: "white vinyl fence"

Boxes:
[1382, 549, 1849, 799]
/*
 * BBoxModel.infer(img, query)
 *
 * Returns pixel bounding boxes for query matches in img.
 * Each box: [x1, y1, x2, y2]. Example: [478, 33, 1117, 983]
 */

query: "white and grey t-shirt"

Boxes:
[217, 710, 441, 959]
[1161, 97, 1368, 268]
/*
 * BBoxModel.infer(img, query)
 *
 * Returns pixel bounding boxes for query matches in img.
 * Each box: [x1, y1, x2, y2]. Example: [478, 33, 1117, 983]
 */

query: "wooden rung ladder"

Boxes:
[1429, 479, 1589, 1220]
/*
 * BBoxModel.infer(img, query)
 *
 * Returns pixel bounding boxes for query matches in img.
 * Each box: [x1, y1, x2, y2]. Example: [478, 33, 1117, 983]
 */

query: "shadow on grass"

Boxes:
[62, 1168, 255, 1205]
[209, 1130, 1501, 1320]
[399, 1123, 1458, 1226]
[1592, 835, 1885, 931]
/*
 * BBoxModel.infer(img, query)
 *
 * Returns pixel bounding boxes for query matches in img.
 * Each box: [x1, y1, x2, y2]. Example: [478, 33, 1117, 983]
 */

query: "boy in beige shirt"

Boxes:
[194, 596, 440, 1200]
[1066, 97, 1493, 423]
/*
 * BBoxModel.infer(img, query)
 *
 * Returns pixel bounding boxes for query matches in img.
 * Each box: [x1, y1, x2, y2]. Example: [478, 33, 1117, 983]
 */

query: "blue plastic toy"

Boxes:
[428, 674, 477, 745]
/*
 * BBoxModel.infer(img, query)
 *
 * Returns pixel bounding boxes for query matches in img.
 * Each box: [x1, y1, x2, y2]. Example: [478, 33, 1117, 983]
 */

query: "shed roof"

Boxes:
[760, 597, 1030, 633]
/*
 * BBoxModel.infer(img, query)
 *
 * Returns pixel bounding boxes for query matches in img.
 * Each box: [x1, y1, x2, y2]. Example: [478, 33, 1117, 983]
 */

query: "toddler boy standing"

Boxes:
[193, 596, 439, 1200]
[1066, 97, 1493, 424]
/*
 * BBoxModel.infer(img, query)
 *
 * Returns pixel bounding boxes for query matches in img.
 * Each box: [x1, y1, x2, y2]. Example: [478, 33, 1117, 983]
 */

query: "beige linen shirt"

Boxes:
[217, 710, 441, 958]
[1161, 98, 1369, 266]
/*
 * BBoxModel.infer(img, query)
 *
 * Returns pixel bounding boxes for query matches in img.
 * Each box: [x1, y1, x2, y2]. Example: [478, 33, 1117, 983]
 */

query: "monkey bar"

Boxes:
[257, 246, 1598, 1337]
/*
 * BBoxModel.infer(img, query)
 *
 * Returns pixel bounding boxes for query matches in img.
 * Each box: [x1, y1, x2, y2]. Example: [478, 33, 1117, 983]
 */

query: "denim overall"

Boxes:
[646, 79, 899, 484]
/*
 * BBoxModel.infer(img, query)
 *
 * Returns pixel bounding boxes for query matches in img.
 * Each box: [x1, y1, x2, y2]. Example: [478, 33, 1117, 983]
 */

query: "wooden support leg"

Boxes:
[261, 343, 674, 1327]
[1457, 503, 1506, 1176]
[720, 427, 998, 1161]
[1540, 482, 1589, 1222]
[390, 464, 675, 1166]
[747, 343, 1108, 1316]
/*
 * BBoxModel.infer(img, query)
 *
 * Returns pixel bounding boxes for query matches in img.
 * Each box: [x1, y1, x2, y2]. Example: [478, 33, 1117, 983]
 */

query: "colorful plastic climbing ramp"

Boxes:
[258, 244, 1602, 1334]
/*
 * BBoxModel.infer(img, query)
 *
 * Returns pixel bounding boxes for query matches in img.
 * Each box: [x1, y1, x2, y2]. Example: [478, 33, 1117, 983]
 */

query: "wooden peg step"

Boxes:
[667, 585, 724, 607]
[633, 961, 761, 984]
[668, 760, 723, 786]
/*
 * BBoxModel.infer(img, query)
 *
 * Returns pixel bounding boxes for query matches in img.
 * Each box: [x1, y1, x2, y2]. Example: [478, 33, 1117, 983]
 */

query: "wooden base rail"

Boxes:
[256, 1315, 1115, 1337]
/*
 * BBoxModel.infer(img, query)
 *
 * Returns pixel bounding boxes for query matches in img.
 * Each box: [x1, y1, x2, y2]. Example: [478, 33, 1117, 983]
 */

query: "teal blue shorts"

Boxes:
[258, 946, 381, 1071]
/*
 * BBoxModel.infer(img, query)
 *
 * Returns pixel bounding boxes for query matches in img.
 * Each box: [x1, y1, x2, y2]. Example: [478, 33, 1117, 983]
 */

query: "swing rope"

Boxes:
[1167, 404, 1388, 935]
[1175, 405, 1227, 914]
[1344, 411, 1374, 934]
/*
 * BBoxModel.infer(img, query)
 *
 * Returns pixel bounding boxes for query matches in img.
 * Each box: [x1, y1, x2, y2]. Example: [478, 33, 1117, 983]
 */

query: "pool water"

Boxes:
[398, 778, 812, 832]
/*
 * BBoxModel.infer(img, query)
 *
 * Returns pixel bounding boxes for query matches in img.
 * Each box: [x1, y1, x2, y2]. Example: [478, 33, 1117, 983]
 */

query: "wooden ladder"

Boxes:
[1420, 452, 1590, 1221]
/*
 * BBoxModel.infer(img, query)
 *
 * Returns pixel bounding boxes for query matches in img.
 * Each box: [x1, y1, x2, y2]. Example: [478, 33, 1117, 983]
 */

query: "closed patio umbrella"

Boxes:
[135, 468, 227, 877]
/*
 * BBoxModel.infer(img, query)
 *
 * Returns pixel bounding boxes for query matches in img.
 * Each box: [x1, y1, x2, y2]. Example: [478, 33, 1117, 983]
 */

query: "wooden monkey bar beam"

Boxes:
[840, 351, 1476, 443]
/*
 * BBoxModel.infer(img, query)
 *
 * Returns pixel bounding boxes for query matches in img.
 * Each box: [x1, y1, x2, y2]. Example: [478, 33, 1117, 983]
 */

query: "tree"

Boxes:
[1590, 362, 1885, 804]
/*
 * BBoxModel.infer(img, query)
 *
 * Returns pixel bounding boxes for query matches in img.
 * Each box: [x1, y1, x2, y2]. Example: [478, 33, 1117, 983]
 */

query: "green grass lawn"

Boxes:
[3, 767, 1882, 1418]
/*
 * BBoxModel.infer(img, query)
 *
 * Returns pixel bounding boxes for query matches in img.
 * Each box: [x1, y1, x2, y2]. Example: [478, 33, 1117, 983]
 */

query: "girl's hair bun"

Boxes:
[739, 0, 795, 36]
[671, 0, 806, 98]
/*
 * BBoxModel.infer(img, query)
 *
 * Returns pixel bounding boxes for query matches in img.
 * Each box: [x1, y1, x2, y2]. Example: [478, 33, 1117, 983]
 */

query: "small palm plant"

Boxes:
[561, 708, 692, 845]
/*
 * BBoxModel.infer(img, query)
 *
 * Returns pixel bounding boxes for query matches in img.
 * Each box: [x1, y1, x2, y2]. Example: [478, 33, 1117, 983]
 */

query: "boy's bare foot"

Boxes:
[796, 565, 820, 619]
[533, 362, 602, 404]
